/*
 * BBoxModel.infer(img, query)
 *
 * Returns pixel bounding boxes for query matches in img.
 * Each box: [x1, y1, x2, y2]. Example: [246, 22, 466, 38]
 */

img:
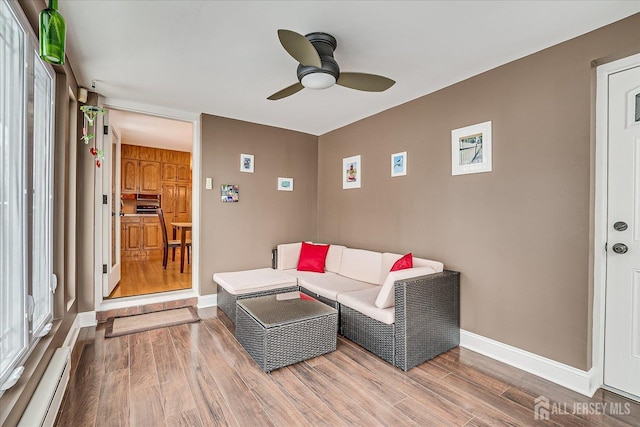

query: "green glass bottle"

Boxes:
[39, 0, 66, 65]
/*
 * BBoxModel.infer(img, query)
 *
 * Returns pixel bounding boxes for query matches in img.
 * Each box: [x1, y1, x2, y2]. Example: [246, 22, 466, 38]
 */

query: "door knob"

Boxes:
[612, 243, 628, 254]
[613, 221, 628, 231]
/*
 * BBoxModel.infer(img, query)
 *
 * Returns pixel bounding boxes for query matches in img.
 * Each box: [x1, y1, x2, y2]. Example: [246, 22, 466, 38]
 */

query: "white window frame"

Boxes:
[0, 0, 55, 395]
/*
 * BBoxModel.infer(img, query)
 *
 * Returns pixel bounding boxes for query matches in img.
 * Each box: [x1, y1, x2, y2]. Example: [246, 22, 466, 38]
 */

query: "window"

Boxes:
[0, 0, 55, 395]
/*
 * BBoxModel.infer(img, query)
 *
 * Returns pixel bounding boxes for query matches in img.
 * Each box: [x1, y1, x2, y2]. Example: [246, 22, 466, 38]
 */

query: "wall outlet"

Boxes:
[205, 177, 213, 190]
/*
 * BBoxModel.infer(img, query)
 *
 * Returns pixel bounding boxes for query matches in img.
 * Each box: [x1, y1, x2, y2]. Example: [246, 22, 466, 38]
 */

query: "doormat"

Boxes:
[105, 306, 200, 338]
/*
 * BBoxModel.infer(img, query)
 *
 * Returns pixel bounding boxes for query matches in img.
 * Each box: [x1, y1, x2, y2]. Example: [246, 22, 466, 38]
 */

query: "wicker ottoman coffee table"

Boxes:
[213, 268, 298, 324]
[236, 292, 338, 372]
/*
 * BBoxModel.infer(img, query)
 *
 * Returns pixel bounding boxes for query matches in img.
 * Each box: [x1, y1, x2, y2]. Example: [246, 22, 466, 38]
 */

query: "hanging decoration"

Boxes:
[80, 105, 105, 168]
[39, 0, 66, 65]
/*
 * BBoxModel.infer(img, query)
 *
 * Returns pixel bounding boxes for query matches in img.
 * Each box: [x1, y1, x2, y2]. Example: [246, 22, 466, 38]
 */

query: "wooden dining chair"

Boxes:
[157, 208, 191, 269]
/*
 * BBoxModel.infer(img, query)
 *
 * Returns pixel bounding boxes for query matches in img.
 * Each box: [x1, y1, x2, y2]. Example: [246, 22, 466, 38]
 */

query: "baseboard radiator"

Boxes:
[18, 347, 71, 427]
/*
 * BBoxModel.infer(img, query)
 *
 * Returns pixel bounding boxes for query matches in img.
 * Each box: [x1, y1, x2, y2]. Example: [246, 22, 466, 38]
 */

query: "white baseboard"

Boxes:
[61, 311, 96, 354]
[77, 311, 97, 328]
[198, 294, 217, 308]
[460, 330, 598, 397]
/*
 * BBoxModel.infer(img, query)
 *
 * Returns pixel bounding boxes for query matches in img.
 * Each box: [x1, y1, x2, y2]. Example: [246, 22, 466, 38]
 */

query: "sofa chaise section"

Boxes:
[213, 267, 298, 323]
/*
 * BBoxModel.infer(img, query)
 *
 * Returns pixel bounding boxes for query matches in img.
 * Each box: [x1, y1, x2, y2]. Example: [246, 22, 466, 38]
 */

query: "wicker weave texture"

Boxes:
[216, 284, 299, 324]
[339, 270, 460, 370]
[236, 305, 338, 372]
[340, 305, 395, 364]
[395, 270, 460, 371]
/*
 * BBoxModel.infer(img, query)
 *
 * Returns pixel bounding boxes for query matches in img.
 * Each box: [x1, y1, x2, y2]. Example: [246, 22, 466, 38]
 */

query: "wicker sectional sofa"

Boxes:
[213, 242, 460, 371]
[274, 242, 460, 370]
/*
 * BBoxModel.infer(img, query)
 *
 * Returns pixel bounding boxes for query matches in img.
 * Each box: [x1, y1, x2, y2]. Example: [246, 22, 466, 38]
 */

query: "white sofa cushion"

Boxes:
[325, 245, 346, 273]
[277, 242, 302, 270]
[338, 287, 395, 325]
[380, 252, 444, 283]
[338, 248, 383, 285]
[277, 242, 346, 273]
[291, 270, 377, 301]
[375, 266, 436, 309]
[213, 268, 297, 295]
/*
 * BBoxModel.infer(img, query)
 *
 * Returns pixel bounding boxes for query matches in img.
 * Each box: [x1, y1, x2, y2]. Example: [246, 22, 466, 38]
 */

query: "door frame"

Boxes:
[593, 52, 640, 399]
[93, 98, 201, 312]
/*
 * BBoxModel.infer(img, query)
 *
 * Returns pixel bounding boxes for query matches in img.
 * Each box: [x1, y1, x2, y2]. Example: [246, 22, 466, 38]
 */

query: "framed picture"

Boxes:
[221, 184, 239, 202]
[240, 153, 254, 173]
[391, 151, 407, 177]
[277, 177, 293, 191]
[451, 121, 492, 176]
[342, 155, 361, 189]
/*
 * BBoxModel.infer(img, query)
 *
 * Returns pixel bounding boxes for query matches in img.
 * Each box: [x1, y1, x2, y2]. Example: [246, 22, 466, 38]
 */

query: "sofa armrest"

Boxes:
[394, 270, 460, 371]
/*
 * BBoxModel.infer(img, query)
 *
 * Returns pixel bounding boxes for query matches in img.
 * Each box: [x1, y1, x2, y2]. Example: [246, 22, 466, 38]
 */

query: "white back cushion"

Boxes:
[338, 248, 383, 284]
[375, 266, 436, 309]
[380, 252, 443, 283]
[276, 242, 302, 270]
[325, 245, 346, 273]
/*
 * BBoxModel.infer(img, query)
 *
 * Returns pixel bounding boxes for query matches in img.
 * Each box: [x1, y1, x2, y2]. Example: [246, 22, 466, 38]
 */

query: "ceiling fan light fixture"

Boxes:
[301, 72, 336, 90]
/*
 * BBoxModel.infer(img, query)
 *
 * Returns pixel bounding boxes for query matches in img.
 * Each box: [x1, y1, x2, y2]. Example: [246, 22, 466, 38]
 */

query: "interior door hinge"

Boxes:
[103, 125, 108, 135]
[103, 264, 108, 274]
[103, 194, 108, 205]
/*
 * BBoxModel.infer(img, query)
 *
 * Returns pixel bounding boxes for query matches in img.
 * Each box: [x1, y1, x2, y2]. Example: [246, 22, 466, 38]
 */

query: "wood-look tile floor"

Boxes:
[56, 307, 640, 426]
[108, 257, 192, 299]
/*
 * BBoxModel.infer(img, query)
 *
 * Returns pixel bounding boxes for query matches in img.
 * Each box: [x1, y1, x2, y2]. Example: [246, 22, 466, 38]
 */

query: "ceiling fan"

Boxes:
[267, 29, 395, 100]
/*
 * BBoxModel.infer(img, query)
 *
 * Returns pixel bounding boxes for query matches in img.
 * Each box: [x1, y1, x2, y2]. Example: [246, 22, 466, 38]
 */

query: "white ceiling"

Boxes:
[60, 1, 640, 137]
[109, 109, 193, 152]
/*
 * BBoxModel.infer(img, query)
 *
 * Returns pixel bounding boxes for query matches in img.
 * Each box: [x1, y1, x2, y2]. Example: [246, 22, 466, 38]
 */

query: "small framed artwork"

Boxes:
[240, 153, 254, 173]
[277, 177, 293, 191]
[391, 151, 407, 177]
[342, 155, 361, 189]
[451, 121, 492, 176]
[221, 184, 239, 202]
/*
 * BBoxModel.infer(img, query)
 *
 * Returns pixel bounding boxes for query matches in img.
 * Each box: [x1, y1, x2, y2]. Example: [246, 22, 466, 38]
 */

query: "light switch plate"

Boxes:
[205, 177, 213, 190]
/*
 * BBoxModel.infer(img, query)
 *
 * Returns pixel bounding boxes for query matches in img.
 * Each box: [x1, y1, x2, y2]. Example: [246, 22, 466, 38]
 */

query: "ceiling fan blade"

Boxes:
[267, 82, 304, 100]
[337, 72, 395, 92]
[277, 29, 321, 68]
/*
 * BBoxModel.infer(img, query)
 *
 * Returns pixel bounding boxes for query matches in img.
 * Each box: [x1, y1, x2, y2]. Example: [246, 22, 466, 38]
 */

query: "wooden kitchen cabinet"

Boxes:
[121, 144, 192, 241]
[121, 159, 139, 193]
[162, 162, 191, 183]
[162, 163, 178, 181]
[121, 216, 162, 258]
[121, 159, 161, 194]
[122, 217, 142, 257]
[139, 161, 161, 193]
[161, 183, 191, 232]
[176, 164, 190, 182]
[142, 217, 162, 252]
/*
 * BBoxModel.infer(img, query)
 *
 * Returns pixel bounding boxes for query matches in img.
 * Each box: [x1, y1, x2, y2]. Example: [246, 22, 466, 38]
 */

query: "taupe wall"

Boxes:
[317, 14, 640, 371]
[199, 114, 318, 295]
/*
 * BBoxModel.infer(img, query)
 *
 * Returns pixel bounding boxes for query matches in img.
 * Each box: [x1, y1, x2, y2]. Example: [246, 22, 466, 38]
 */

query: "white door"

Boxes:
[604, 64, 640, 398]
[101, 109, 122, 297]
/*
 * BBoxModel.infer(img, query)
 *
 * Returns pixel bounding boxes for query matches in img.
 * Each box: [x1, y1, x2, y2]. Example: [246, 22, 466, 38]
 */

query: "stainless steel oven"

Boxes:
[135, 194, 161, 214]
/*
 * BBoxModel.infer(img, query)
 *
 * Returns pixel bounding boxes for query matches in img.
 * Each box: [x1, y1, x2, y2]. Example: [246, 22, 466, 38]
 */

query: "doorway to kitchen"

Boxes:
[105, 108, 194, 299]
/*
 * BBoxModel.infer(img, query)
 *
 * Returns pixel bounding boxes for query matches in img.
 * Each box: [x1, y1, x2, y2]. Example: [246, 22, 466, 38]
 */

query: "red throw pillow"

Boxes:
[297, 242, 330, 273]
[390, 253, 413, 271]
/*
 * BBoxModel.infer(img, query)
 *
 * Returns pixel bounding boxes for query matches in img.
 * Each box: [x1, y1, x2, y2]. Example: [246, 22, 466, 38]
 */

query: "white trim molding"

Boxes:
[77, 311, 97, 328]
[593, 52, 640, 397]
[460, 330, 598, 397]
[62, 312, 97, 354]
[198, 294, 217, 309]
